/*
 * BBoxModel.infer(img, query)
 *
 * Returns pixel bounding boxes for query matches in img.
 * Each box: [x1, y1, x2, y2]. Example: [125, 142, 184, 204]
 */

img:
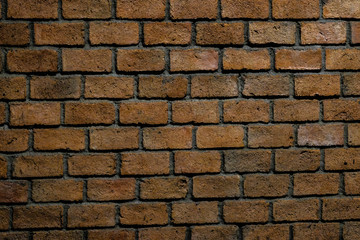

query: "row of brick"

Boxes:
[3, 0, 360, 20]
[1, 21, 359, 46]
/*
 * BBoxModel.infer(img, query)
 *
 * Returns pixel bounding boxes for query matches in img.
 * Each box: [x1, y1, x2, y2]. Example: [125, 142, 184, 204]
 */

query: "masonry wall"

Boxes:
[0, 0, 360, 239]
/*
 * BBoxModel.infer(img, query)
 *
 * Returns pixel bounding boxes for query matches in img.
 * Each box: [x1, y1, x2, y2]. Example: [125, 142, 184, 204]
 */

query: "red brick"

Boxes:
[223, 49, 270, 70]
[273, 100, 319, 122]
[32, 179, 83, 202]
[294, 74, 341, 97]
[62, 49, 112, 72]
[0, 77, 26, 100]
[197, 125, 244, 149]
[0, 156, 7, 179]
[34, 128, 85, 151]
[192, 225, 239, 240]
[301, 22, 346, 44]
[293, 223, 340, 240]
[345, 172, 360, 195]
[13, 155, 63, 178]
[323, 198, 360, 220]
[224, 100, 269, 123]
[196, 23, 245, 45]
[326, 49, 360, 70]
[0, 208, 9, 230]
[248, 125, 294, 148]
[139, 75, 188, 99]
[325, 148, 360, 171]
[143, 127, 192, 150]
[7, 49, 58, 73]
[344, 73, 360, 96]
[120, 203, 168, 225]
[243, 225, 290, 240]
[224, 200, 269, 223]
[174, 151, 221, 174]
[172, 100, 219, 123]
[87, 178, 136, 201]
[65, 102, 115, 125]
[10, 102, 61, 126]
[275, 149, 320, 172]
[139, 227, 186, 240]
[144, 22, 191, 45]
[222, 0, 269, 19]
[0, 23, 29, 45]
[90, 22, 139, 45]
[273, 199, 319, 222]
[193, 175, 240, 198]
[293, 173, 339, 196]
[323, 0, 360, 19]
[170, 49, 218, 72]
[242, 74, 290, 97]
[117, 49, 165, 72]
[0, 181, 28, 203]
[349, 124, 360, 146]
[117, 0, 166, 19]
[140, 177, 188, 199]
[323, 99, 360, 121]
[191, 75, 238, 98]
[85, 76, 134, 99]
[89, 128, 139, 150]
[7, 0, 58, 19]
[249, 22, 296, 45]
[119, 101, 168, 125]
[352, 22, 360, 44]
[225, 150, 271, 173]
[121, 152, 170, 176]
[33, 231, 83, 240]
[244, 174, 289, 197]
[68, 154, 116, 176]
[0, 232, 29, 240]
[0, 103, 5, 125]
[172, 201, 218, 224]
[298, 124, 344, 146]
[67, 204, 115, 228]
[88, 229, 135, 240]
[34, 23, 84, 46]
[275, 49, 322, 70]
[62, 0, 111, 19]
[272, 0, 319, 19]
[170, 0, 217, 19]
[344, 222, 360, 240]
[0, 129, 29, 152]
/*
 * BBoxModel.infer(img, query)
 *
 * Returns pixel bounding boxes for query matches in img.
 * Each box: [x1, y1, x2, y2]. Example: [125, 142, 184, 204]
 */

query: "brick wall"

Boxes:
[0, 0, 360, 239]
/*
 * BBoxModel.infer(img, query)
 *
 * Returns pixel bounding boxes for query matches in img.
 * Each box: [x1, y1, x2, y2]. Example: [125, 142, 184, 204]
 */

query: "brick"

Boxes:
[120, 203, 168, 225]
[87, 178, 136, 201]
[117, 49, 165, 72]
[119, 101, 168, 125]
[89, 128, 139, 150]
[0, 232, 29, 240]
[293, 223, 340, 240]
[352, 22, 360, 44]
[294, 74, 340, 97]
[326, 49, 360, 70]
[85, 76, 134, 99]
[197, 125, 244, 148]
[144, 22, 191, 45]
[13, 205, 63, 229]
[273, 199, 319, 222]
[191, 75, 238, 98]
[242, 74, 290, 97]
[68, 204, 115, 228]
[7, 0, 58, 19]
[0, 181, 28, 203]
[62, 49, 112, 72]
[143, 127, 192, 150]
[249, 22, 296, 45]
[243, 225, 290, 240]
[117, 0, 165, 19]
[222, 0, 269, 19]
[192, 225, 239, 240]
[68, 154, 116, 176]
[0, 208, 9, 230]
[324, 99, 360, 121]
[349, 124, 360, 146]
[33, 231, 83, 240]
[7, 49, 58, 73]
[224, 100, 270, 123]
[244, 174, 289, 197]
[139, 75, 188, 99]
[0, 129, 29, 152]
[63, 0, 111, 19]
[225, 150, 271, 173]
[88, 229, 135, 240]
[298, 124, 344, 146]
[193, 175, 240, 198]
[301, 22, 346, 45]
[223, 49, 270, 70]
[224, 200, 269, 223]
[32, 179, 83, 202]
[34, 129, 85, 151]
[34, 23, 84, 46]
[172, 201, 218, 224]
[0, 77, 26, 100]
[248, 125, 294, 148]
[140, 177, 188, 199]
[196, 22, 245, 45]
[345, 172, 360, 195]
[10, 102, 61, 126]
[65, 102, 115, 125]
[344, 73, 360, 96]
[0, 156, 7, 178]
[90, 22, 139, 45]
[275, 149, 320, 172]
[323, 0, 360, 19]
[139, 227, 186, 240]
[31, 76, 81, 100]
[0, 23, 29, 45]
[273, 100, 319, 122]
[13, 155, 63, 178]
[293, 173, 339, 196]
[174, 151, 221, 174]
[272, 0, 319, 19]
[121, 152, 170, 176]
[170, 0, 217, 19]
[325, 148, 360, 171]
[0, 104, 5, 125]
[172, 100, 219, 123]
[275, 49, 322, 70]
[170, 49, 218, 72]
[323, 198, 360, 220]
[344, 222, 360, 240]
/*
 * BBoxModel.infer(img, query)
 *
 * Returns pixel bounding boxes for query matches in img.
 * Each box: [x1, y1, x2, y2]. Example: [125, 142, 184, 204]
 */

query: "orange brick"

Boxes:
[0, 208, 9, 230]
[222, 0, 269, 19]
[323, 198, 360, 220]
[121, 152, 170, 175]
[192, 225, 239, 240]
[223, 100, 269, 123]
[13, 155, 63, 178]
[34, 23, 84, 45]
[275, 49, 322, 70]
[323, 99, 360, 121]
[89, 22, 139, 45]
[275, 149, 320, 172]
[89, 128, 139, 150]
[326, 49, 360, 70]
[170, 49, 218, 72]
[172, 201, 218, 224]
[32, 179, 83, 202]
[197, 125, 244, 148]
[117, 49, 165, 72]
[193, 175, 240, 198]
[325, 148, 360, 171]
[223, 49, 270, 70]
[352, 22, 360, 44]
[85, 76, 134, 99]
[0, 23, 29, 45]
[273, 100, 319, 122]
[224, 200, 269, 223]
[272, 0, 319, 19]
[225, 150, 271, 173]
[143, 127, 192, 150]
[243, 225, 290, 240]
[174, 151, 221, 174]
[248, 125, 294, 148]
[87, 178, 136, 201]
[120, 203, 168, 225]
[0, 129, 29, 152]
[294, 74, 341, 97]
[144, 22, 192, 45]
[323, 0, 360, 19]
[0, 156, 7, 179]
[196, 23, 245, 45]
[139, 227, 186, 240]
[119, 101, 168, 125]
[172, 100, 219, 123]
[34, 128, 85, 151]
[293, 223, 340, 240]
[62, 49, 112, 72]
[140, 177, 188, 199]
[7, 0, 58, 19]
[0, 77, 26, 100]
[294, 173, 339, 196]
[65, 102, 115, 125]
[349, 124, 360, 146]
[298, 124, 344, 146]
[244, 174, 289, 197]
[242, 74, 290, 97]
[170, 0, 217, 19]
[62, 0, 111, 19]
[67, 204, 115, 228]
[0, 181, 28, 203]
[344, 222, 360, 240]
[68, 154, 116, 176]
[88, 229, 135, 240]
[345, 172, 360, 195]
[117, 0, 166, 19]
[344, 73, 360, 96]
[301, 22, 346, 44]
[191, 75, 238, 98]
[139, 75, 188, 99]
[249, 22, 296, 45]
[273, 199, 319, 222]
[33, 230, 83, 240]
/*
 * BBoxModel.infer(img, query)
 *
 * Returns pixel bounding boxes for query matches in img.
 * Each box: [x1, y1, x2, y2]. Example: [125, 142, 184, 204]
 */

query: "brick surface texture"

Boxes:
[0, 0, 359, 239]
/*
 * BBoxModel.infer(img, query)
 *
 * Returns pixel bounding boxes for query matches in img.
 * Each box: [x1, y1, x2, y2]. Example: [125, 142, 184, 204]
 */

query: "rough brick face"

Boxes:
[139, 227, 186, 240]
[275, 149, 320, 172]
[34, 128, 85, 151]
[172, 100, 219, 123]
[119, 101, 168, 125]
[272, 0, 320, 19]
[244, 174, 289, 197]
[34, 23, 84, 46]
[197, 126, 244, 148]
[143, 127, 192, 149]
[249, 22, 296, 45]
[191, 75, 238, 98]
[273, 100, 319, 122]
[13, 206, 63, 229]
[89, 22, 139, 45]
[243, 225, 290, 240]
[170, 0, 218, 19]
[196, 23, 245, 45]
[117, 0, 166, 19]
[223, 100, 269, 123]
[139, 75, 188, 99]
[0, 23, 29, 46]
[323, 0, 360, 19]
[0, 77, 26, 100]
[273, 199, 319, 222]
[248, 125, 294, 148]
[223, 49, 270, 70]
[85, 76, 134, 99]
[222, 0, 269, 19]
[13, 155, 63, 178]
[65, 102, 115, 125]
[140, 177, 188, 199]
[174, 151, 221, 174]
[62, 49, 112, 72]
[326, 49, 360, 70]
[120, 203, 168, 225]
[89, 128, 139, 150]
[68, 154, 116, 176]
[242, 74, 290, 97]
[193, 175, 241, 198]
[0, 129, 29, 152]
[62, 0, 111, 19]
[170, 49, 219, 72]
[275, 49, 322, 70]
[301, 22, 347, 45]
[293, 223, 340, 240]
[67, 204, 115, 228]
[117, 49, 165, 72]
[192, 225, 239, 240]
[225, 150, 271, 173]
[294, 74, 341, 97]
[325, 148, 360, 171]
[32, 179, 83, 202]
[297, 124, 344, 147]
[224, 200, 269, 223]
[144, 23, 191, 46]
[121, 152, 170, 175]
[323, 198, 360, 220]
[0, 181, 28, 203]
[172, 201, 218, 224]
[87, 178, 136, 201]
[7, 0, 58, 19]
[293, 173, 339, 196]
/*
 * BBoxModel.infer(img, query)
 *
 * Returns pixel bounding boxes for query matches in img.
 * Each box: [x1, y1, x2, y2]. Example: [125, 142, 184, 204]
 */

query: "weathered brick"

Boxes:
[89, 128, 139, 150]
[223, 49, 270, 70]
[323, 0, 360, 19]
[117, 49, 165, 72]
[0, 181, 28, 203]
[352, 22, 360, 44]
[117, 0, 166, 19]
[344, 222, 360, 240]
[0, 104, 5, 125]
[249, 22, 296, 45]
[139, 227, 186, 240]
[33, 231, 83, 240]
[174, 151, 221, 174]
[272, 0, 319, 19]
[197, 23, 245, 45]
[144, 22, 191, 45]
[273, 199, 319, 222]
[225, 150, 271, 173]
[170, 0, 217, 19]
[298, 124, 344, 146]
[244, 174, 289, 197]
[0, 232, 29, 240]
[344, 73, 360, 96]
[34, 23, 84, 46]
[326, 49, 360, 70]
[293, 173, 339, 196]
[68, 154, 116, 176]
[62, 0, 111, 19]
[89, 22, 139, 45]
[121, 152, 170, 176]
[323, 198, 360, 220]
[172, 100, 219, 123]
[275, 149, 320, 172]
[7, 0, 58, 19]
[323, 99, 360, 121]
[67, 204, 115, 228]
[345, 172, 360, 195]
[88, 229, 135, 240]
[119, 101, 168, 125]
[248, 125, 294, 148]
[224, 200, 269, 223]
[143, 127, 192, 150]
[139, 75, 188, 99]
[0, 129, 29, 152]
[120, 203, 168, 225]
[140, 177, 188, 199]
[192, 225, 239, 240]
[170, 49, 218, 72]
[193, 175, 240, 198]
[172, 201, 218, 224]
[325, 148, 360, 171]
[34, 128, 85, 151]
[87, 178, 136, 201]
[224, 100, 269, 123]
[32, 179, 83, 202]
[294, 74, 341, 97]
[0, 208, 9, 230]
[293, 223, 340, 240]
[0, 156, 7, 179]
[349, 124, 360, 146]
[197, 125, 244, 148]
[85, 76, 134, 99]
[62, 49, 112, 72]
[191, 75, 238, 98]
[65, 102, 115, 125]
[275, 49, 322, 70]
[301, 22, 346, 44]
[243, 225, 290, 240]
[13, 155, 63, 178]
[242, 74, 290, 97]
[0, 23, 29, 45]
[273, 99, 319, 122]
[0, 77, 26, 100]
[222, 0, 269, 19]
